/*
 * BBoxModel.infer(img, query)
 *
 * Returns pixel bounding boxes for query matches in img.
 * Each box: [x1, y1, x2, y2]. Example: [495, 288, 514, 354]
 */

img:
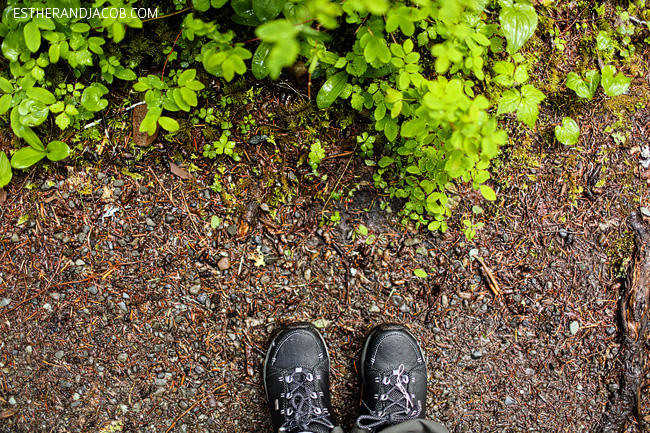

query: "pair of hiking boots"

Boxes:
[264, 322, 427, 433]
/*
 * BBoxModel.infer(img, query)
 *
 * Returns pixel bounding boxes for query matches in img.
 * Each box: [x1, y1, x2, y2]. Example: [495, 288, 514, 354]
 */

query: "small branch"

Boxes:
[475, 256, 501, 296]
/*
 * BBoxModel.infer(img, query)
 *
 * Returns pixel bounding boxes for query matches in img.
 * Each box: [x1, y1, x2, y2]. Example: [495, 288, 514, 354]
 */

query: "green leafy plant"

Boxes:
[566, 70, 600, 100]
[203, 131, 240, 161]
[601, 65, 631, 97]
[555, 117, 580, 146]
[308, 139, 326, 172]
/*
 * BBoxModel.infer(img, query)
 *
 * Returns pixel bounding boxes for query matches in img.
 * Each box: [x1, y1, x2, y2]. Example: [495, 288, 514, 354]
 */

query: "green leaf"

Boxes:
[0, 152, 12, 188]
[499, 0, 538, 55]
[114, 67, 137, 80]
[81, 86, 108, 112]
[378, 156, 394, 168]
[316, 72, 348, 109]
[193, 0, 211, 11]
[566, 70, 599, 99]
[256, 19, 298, 42]
[11, 146, 47, 169]
[252, 42, 272, 79]
[177, 69, 197, 86]
[26, 87, 56, 105]
[210, 215, 221, 229]
[0, 94, 11, 115]
[0, 77, 13, 93]
[180, 87, 198, 107]
[479, 184, 497, 201]
[55, 112, 71, 130]
[356, 224, 368, 236]
[45, 141, 70, 161]
[49, 43, 60, 63]
[18, 127, 45, 151]
[601, 65, 631, 97]
[596, 31, 614, 51]
[554, 117, 580, 146]
[253, 0, 285, 22]
[24, 21, 41, 53]
[158, 116, 180, 132]
[414, 268, 428, 278]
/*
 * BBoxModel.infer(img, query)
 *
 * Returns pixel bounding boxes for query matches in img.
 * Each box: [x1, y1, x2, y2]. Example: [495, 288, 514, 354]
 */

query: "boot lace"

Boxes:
[355, 364, 421, 431]
[279, 367, 334, 433]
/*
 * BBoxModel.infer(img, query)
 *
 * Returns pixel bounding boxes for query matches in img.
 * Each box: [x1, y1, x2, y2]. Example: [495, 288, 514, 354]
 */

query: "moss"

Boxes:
[607, 230, 634, 279]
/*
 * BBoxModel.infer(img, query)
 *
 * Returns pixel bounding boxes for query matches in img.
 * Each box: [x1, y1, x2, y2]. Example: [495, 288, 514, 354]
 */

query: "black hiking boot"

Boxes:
[355, 323, 427, 432]
[264, 322, 336, 433]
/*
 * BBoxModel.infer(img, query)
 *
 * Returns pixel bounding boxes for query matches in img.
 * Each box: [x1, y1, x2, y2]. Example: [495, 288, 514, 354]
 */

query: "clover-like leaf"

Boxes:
[566, 70, 599, 100]
[554, 117, 580, 146]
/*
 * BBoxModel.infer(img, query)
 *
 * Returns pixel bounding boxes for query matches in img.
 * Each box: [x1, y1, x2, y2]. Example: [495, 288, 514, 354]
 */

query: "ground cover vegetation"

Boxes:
[1, 0, 650, 431]
[2, 0, 644, 236]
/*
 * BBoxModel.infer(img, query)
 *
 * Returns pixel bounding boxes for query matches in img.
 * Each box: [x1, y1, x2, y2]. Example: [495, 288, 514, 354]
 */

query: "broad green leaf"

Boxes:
[316, 72, 348, 109]
[24, 21, 41, 53]
[177, 69, 197, 86]
[356, 224, 368, 236]
[158, 116, 180, 132]
[210, 215, 221, 229]
[479, 184, 496, 201]
[46, 141, 70, 161]
[81, 86, 108, 112]
[253, 0, 285, 22]
[566, 70, 599, 99]
[172, 88, 191, 111]
[554, 117, 580, 145]
[49, 43, 60, 63]
[601, 65, 631, 97]
[11, 146, 47, 169]
[378, 156, 394, 168]
[499, 0, 538, 55]
[255, 19, 298, 41]
[180, 87, 198, 107]
[0, 94, 11, 115]
[114, 67, 137, 80]
[0, 77, 13, 93]
[252, 42, 272, 79]
[596, 31, 614, 51]
[0, 152, 12, 188]
[193, 0, 211, 11]
[18, 126, 45, 151]
[26, 87, 56, 104]
[414, 268, 428, 278]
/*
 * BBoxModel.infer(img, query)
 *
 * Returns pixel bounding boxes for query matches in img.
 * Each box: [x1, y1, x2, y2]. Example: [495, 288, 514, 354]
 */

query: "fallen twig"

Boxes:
[475, 256, 501, 296]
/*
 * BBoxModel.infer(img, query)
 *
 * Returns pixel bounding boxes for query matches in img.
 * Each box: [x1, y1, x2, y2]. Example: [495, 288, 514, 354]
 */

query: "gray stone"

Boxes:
[164, 214, 176, 223]
[404, 238, 421, 247]
[569, 321, 580, 335]
[260, 275, 271, 285]
[113, 179, 124, 187]
[145, 218, 156, 227]
[189, 285, 201, 295]
[113, 187, 122, 197]
[25, 345, 32, 354]
[369, 302, 381, 313]
[55, 350, 65, 359]
[88, 286, 98, 295]
[504, 396, 516, 406]
[11, 234, 20, 243]
[8, 396, 17, 406]
[227, 224, 238, 236]
[641, 207, 650, 217]
[117, 353, 128, 363]
[117, 301, 128, 313]
[155, 378, 167, 387]
[0, 298, 11, 308]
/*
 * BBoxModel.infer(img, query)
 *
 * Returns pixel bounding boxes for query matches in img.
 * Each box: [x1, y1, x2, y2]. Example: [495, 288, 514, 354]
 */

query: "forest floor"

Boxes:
[1, 3, 650, 433]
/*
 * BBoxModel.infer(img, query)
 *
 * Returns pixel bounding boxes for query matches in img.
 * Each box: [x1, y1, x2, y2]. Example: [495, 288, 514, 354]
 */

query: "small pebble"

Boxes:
[260, 203, 270, 212]
[145, 218, 156, 227]
[217, 257, 230, 271]
[641, 207, 650, 217]
[369, 302, 381, 313]
[139, 186, 149, 194]
[88, 286, 98, 295]
[55, 350, 65, 359]
[189, 285, 201, 295]
[8, 397, 17, 406]
[25, 345, 33, 354]
[504, 396, 516, 406]
[0, 298, 11, 308]
[113, 179, 124, 187]
[164, 215, 176, 223]
[569, 321, 580, 335]
[260, 275, 271, 285]
[11, 234, 20, 243]
[227, 225, 238, 236]
[117, 353, 128, 363]
[117, 301, 128, 313]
